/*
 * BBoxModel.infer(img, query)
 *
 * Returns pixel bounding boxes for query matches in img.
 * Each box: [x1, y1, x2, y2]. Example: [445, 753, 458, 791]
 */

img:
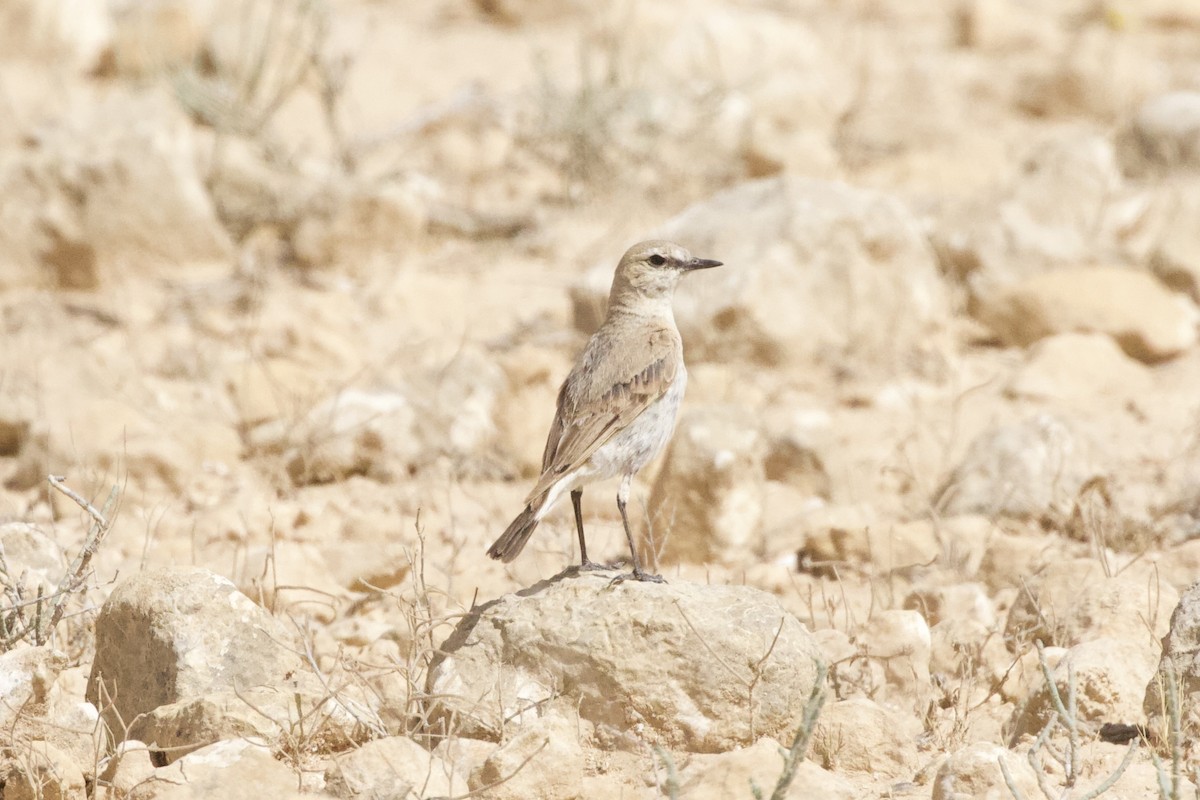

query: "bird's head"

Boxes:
[609, 240, 722, 306]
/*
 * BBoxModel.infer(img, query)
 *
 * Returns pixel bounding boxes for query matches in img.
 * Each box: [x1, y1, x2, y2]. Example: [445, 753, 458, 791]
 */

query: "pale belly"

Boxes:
[536, 368, 687, 516]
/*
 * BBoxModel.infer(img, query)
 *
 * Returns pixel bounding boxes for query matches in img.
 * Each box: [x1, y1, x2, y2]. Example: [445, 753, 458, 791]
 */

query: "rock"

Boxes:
[494, 345, 572, 478]
[325, 735, 453, 799]
[1117, 92, 1200, 176]
[799, 515, 942, 574]
[856, 610, 932, 707]
[0, 521, 65, 592]
[124, 739, 315, 800]
[932, 743, 1040, 800]
[570, 177, 947, 367]
[905, 583, 996, 628]
[86, 567, 314, 745]
[678, 736, 857, 800]
[647, 406, 767, 567]
[1144, 580, 1200, 743]
[953, 0, 1060, 53]
[0, 92, 232, 291]
[1, 739, 86, 800]
[127, 687, 370, 766]
[468, 714, 584, 800]
[999, 645, 1067, 706]
[1148, 182, 1200, 303]
[1015, 27, 1154, 122]
[934, 414, 1094, 520]
[809, 697, 919, 779]
[221, 357, 322, 431]
[1007, 332, 1154, 403]
[248, 388, 419, 486]
[292, 179, 428, 271]
[0, 0, 113, 70]
[426, 576, 823, 752]
[932, 134, 1140, 300]
[1007, 637, 1157, 742]
[974, 267, 1199, 362]
[1005, 559, 1177, 649]
[104, 0, 207, 77]
[96, 740, 156, 800]
[0, 648, 67, 730]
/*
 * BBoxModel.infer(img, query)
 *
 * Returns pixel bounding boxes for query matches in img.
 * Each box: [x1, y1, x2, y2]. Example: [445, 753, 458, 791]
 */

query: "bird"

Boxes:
[486, 239, 722, 582]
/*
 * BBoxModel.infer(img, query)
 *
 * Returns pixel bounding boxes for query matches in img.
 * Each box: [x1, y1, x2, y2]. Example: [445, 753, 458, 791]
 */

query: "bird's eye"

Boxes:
[648, 254, 666, 266]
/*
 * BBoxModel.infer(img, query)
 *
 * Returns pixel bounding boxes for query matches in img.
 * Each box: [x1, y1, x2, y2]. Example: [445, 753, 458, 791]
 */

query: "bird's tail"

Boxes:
[487, 495, 547, 562]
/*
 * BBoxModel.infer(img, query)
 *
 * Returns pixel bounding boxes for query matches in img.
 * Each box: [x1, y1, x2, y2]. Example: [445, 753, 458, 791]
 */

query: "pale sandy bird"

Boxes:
[487, 239, 722, 581]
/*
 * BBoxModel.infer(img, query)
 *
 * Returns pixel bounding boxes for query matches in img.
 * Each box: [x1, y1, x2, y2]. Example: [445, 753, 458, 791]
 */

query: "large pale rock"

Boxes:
[1007, 637, 1158, 742]
[86, 567, 312, 744]
[1, 740, 86, 800]
[934, 414, 1094, 519]
[932, 135, 1144, 300]
[1005, 559, 1177, 649]
[1149, 182, 1200, 303]
[975, 267, 1199, 362]
[571, 177, 947, 367]
[1117, 92, 1200, 176]
[0, 92, 231, 291]
[678, 736, 857, 800]
[856, 610, 933, 708]
[932, 743, 1040, 800]
[809, 697, 919, 779]
[249, 388, 419, 485]
[468, 714, 583, 800]
[124, 739, 316, 800]
[292, 180, 428, 271]
[647, 406, 767, 567]
[1007, 332, 1154, 403]
[325, 735, 453, 799]
[127, 687, 369, 766]
[426, 576, 823, 753]
[0, 521, 65, 592]
[1144, 580, 1200, 743]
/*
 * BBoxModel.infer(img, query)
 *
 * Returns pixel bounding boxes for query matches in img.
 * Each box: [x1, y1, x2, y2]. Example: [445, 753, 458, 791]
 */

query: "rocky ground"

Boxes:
[2, 0, 1200, 797]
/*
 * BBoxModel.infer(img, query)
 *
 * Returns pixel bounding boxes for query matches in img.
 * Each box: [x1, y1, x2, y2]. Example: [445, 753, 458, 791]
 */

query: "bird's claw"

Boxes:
[578, 560, 610, 572]
[608, 569, 666, 586]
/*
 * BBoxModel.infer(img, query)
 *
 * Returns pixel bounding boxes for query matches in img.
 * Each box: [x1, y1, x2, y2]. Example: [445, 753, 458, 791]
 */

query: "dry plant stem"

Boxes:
[45, 477, 119, 642]
[1002, 640, 1139, 800]
[1150, 660, 1184, 800]
[653, 745, 680, 800]
[427, 739, 549, 800]
[759, 658, 828, 800]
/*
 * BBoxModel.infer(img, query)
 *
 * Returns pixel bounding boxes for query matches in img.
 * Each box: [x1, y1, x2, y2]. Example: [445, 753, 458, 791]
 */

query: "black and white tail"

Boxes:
[486, 494, 547, 562]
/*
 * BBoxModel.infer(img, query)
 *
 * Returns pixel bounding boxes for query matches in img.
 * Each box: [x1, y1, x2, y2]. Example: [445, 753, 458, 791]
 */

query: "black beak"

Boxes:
[684, 257, 723, 271]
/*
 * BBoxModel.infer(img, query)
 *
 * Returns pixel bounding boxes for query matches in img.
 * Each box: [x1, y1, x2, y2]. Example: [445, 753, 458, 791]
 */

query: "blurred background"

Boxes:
[2, 0, 1200, 787]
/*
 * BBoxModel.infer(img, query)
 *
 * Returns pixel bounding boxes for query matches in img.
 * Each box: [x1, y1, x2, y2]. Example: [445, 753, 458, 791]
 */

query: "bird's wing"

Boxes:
[525, 326, 678, 503]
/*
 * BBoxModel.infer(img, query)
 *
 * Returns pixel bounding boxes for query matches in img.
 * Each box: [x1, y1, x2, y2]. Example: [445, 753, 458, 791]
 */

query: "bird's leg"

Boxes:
[572, 489, 604, 571]
[611, 474, 665, 584]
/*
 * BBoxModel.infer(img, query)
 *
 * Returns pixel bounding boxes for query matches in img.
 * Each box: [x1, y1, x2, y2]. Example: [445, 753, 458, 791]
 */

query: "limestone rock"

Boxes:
[934, 414, 1093, 520]
[932, 135, 1141, 300]
[127, 687, 370, 766]
[426, 576, 823, 753]
[1007, 637, 1158, 742]
[1117, 92, 1200, 176]
[809, 697, 919, 779]
[1148, 182, 1200, 303]
[905, 583, 996, 628]
[292, 179, 428, 271]
[123, 739, 316, 800]
[678, 736, 857, 800]
[648, 406, 767, 567]
[468, 714, 583, 800]
[0, 92, 231, 291]
[856, 610, 933, 707]
[932, 743, 1040, 800]
[1005, 559, 1177, 649]
[0, 521, 65, 592]
[571, 177, 947, 367]
[974, 267, 1199, 362]
[0, 648, 68, 730]
[325, 735, 453, 799]
[86, 567, 313, 744]
[1007, 332, 1154, 404]
[248, 388, 419, 486]
[1, 740, 86, 800]
[1144, 580, 1200, 743]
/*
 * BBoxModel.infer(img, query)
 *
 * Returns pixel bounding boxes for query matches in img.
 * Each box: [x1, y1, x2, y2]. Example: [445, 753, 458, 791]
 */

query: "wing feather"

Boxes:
[525, 326, 678, 503]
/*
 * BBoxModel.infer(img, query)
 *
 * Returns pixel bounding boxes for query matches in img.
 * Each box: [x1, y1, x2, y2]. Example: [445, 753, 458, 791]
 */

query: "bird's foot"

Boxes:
[608, 568, 666, 586]
[578, 559, 610, 572]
